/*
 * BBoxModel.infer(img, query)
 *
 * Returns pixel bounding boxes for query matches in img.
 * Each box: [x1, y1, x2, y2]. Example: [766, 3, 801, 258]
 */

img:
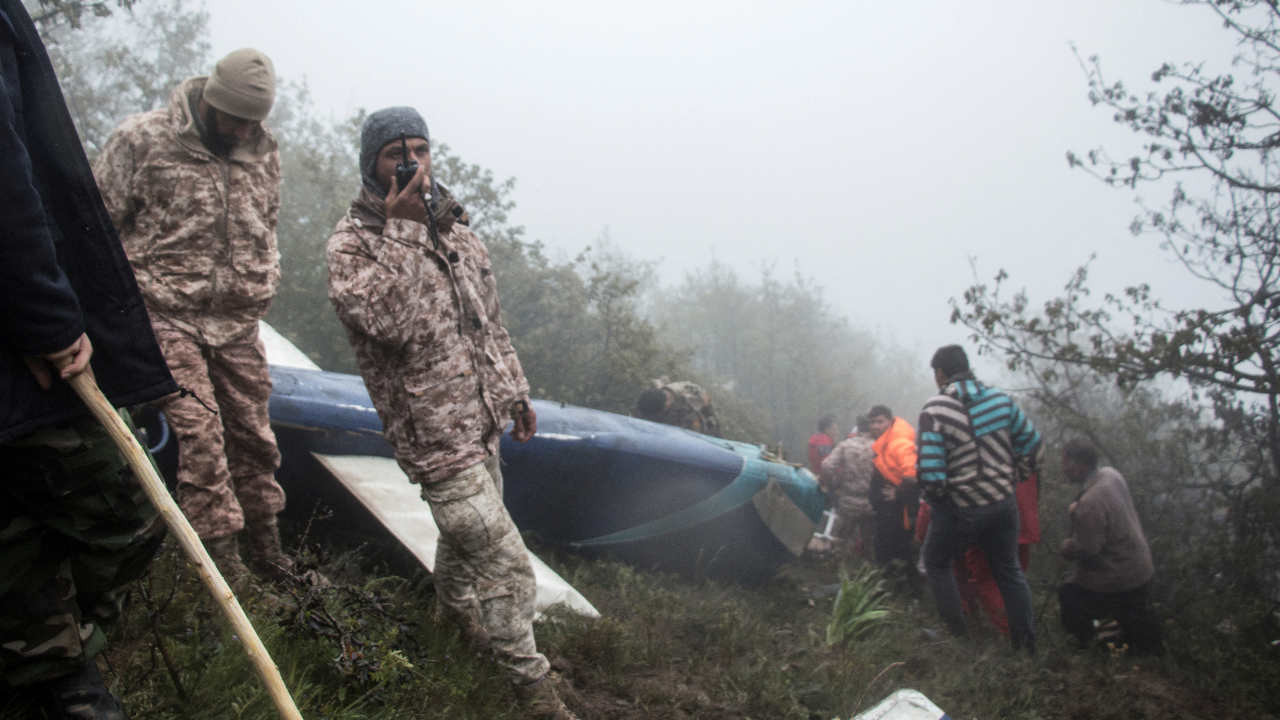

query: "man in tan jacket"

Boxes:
[1059, 438, 1164, 655]
[819, 416, 876, 559]
[326, 106, 574, 720]
[93, 49, 290, 587]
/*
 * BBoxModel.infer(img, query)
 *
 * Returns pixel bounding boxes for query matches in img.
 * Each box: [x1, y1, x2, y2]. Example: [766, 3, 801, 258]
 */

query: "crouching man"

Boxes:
[1058, 439, 1164, 656]
[325, 107, 575, 719]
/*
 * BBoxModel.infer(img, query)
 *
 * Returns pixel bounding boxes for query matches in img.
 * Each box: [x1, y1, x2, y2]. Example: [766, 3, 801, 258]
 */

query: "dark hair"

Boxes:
[818, 414, 838, 433]
[635, 387, 668, 418]
[1063, 438, 1100, 469]
[854, 415, 871, 433]
[930, 344, 970, 377]
[868, 405, 893, 420]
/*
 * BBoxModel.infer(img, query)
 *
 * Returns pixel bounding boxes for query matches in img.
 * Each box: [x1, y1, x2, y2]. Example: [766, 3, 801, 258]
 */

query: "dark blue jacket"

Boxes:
[1, 0, 175, 443]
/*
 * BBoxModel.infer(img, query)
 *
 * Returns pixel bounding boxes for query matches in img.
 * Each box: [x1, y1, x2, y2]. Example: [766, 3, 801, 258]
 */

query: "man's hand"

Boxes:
[1059, 537, 1078, 560]
[23, 332, 94, 390]
[384, 163, 430, 226]
[510, 401, 537, 442]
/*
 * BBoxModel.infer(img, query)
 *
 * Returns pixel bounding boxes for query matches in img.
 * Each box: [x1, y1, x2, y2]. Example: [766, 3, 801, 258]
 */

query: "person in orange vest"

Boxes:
[867, 405, 920, 582]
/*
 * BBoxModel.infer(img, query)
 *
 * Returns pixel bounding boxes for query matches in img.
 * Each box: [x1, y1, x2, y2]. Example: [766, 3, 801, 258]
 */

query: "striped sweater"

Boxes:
[917, 375, 1042, 508]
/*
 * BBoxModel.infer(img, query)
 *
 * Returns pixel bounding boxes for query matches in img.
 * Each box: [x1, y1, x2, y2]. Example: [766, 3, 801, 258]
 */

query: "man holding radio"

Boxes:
[326, 107, 573, 719]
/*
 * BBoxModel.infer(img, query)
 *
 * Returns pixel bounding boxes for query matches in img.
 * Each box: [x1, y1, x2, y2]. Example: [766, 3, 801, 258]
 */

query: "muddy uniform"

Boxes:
[94, 77, 285, 540]
[645, 379, 721, 436]
[819, 435, 876, 549]
[327, 188, 547, 684]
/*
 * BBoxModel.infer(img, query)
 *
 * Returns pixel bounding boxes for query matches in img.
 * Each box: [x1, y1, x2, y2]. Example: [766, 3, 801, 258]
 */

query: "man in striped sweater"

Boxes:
[917, 345, 1042, 653]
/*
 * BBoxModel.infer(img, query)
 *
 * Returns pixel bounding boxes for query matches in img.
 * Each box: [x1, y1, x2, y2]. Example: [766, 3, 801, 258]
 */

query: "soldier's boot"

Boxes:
[514, 675, 579, 720]
[204, 534, 255, 596]
[243, 516, 295, 582]
[40, 660, 128, 720]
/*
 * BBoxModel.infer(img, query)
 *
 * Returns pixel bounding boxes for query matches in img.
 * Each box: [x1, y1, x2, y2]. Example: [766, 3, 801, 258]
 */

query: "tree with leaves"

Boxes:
[652, 261, 933, 458]
[956, 0, 1280, 497]
[953, 0, 1280, 606]
[37, 0, 207, 158]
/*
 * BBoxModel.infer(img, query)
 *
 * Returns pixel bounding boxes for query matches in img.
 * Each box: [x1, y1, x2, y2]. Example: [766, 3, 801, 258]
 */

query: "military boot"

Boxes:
[40, 660, 128, 720]
[244, 516, 295, 582]
[204, 534, 254, 596]
[514, 675, 579, 720]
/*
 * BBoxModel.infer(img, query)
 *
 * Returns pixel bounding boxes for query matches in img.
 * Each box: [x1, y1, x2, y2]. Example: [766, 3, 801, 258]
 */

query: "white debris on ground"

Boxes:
[850, 689, 950, 720]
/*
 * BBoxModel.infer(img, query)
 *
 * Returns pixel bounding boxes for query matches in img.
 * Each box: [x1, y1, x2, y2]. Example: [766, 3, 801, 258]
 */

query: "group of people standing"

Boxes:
[812, 345, 1164, 656]
[3, 0, 1168, 715]
[2, 3, 573, 715]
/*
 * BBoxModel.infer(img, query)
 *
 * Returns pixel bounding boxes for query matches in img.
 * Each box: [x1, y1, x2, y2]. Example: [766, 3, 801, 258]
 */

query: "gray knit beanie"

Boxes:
[360, 106, 429, 196]
[203, 48, 276, 121]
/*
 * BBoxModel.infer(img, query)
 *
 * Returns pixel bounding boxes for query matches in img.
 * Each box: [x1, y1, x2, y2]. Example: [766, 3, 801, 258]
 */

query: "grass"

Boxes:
[3, 530, 1277, 720]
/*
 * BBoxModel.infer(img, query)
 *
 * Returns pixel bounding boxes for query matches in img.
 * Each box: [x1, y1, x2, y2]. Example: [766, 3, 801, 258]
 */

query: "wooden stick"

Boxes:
[68, 373, 304, 720]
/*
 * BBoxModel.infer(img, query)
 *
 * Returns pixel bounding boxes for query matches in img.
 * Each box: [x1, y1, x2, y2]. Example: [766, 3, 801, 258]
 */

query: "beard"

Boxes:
[201, 106, 236, 158]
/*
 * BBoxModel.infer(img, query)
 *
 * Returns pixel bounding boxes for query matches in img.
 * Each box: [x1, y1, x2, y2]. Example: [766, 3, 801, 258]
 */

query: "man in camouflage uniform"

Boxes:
[2, 0, 177, 715]
[634, 377, 721, 436]
[326, 107, 575, 720]
[818, 415, 876, 559]
[93, 49, 290, 585]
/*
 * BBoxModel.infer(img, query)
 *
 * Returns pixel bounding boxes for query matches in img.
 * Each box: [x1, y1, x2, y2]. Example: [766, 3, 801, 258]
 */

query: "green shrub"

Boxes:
[826, 564, 892, 647]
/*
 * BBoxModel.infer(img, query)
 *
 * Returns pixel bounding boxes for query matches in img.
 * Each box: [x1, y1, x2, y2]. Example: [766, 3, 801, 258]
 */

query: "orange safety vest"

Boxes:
[872, 417, 917, 530]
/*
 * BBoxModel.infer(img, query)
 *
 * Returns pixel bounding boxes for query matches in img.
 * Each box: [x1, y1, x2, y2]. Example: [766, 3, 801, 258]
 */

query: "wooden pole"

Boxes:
[68, 373, 304, 720]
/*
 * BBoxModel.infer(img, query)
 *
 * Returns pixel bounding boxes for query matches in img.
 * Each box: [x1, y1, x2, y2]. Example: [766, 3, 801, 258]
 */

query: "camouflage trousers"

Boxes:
[418, 456, 549, 685]
[0, 413, 165, 686]
[831, 493, 874, 555]
[153, 320, 284, 539]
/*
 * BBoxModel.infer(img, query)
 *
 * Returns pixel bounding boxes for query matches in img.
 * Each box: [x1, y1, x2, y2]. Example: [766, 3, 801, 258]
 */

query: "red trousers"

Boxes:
[956, 543, 1031, 636]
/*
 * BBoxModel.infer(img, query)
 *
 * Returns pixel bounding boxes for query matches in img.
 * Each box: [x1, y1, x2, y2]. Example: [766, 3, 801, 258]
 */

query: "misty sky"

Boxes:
[209, 1, 1235, 367]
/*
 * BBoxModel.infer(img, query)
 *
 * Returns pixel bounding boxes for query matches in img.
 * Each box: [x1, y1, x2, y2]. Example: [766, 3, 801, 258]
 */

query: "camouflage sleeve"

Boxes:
[265, 149, 281, 234]
[818, 445, 844, 490]
[325, 219, 435, 349]
[92, 126, 137, 236]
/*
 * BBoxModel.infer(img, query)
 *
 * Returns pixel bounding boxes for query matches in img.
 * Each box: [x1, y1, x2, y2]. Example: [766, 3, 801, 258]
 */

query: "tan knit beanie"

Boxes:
[202, 48, 276, 121]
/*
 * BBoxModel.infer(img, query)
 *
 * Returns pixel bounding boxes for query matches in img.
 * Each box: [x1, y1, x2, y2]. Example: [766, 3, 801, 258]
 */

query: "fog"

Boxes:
[207, 0, 1236, 365]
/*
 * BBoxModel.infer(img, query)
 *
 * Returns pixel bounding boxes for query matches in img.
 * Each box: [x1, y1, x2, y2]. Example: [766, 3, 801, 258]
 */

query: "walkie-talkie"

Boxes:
[392, 132, 441, 250]
[394, 133, 418, 192]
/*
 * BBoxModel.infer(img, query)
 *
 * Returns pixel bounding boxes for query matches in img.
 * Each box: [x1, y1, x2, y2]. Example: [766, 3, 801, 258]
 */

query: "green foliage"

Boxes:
[488, 233, 690, 413]
[952, 0, 1280, 610]
[955, 0, 1280, 495]
[45, 540, 1276, 720]
[265, 86, 362, 372]
[26, 0, 135, 29]
[652, 260, 935, 456]
[39, 0, 209, 159]
[825, 564, 891, 646]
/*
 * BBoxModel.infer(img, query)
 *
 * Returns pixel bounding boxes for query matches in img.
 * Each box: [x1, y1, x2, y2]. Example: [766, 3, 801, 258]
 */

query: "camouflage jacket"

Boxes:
[94, 77, 281, 346]
[819, 435, 875, 519]
[326, 187, 530, 484]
